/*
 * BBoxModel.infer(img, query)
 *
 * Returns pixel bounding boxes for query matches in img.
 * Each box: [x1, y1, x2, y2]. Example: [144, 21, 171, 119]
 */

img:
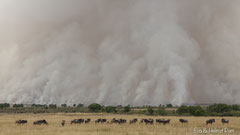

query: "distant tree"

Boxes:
[88, 103, 102, 112]
[147, 106, 154, 115]
[13, 104, 24, 108]
[32, 104, 47, 108]
[73, 104, 76, 107]
[0, 103, 10, 108]
[177, 106, 189, 115]
[77, 104, 84, 107]
[105, 106, 117, 113]
[166, 104, 173, 108]
[61, 104, 67, 107]
[157, 107, 167, 116]
[188, 106, 205, 116]
[49, 104, 57, 109]
[207, 104, 231, 113]
[123, 105, 131, 113]
[231, 105, 240, 111]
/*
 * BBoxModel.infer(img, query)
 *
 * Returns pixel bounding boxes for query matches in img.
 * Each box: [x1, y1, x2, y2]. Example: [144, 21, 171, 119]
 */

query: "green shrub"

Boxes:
[147, 106, 154, 115]
[13, 104, 24, 108]
[49, 104, 57, 109]
[88, 103, 102, 112]
[105, 106, 117, 113]
[77, 104, 84, 107]
[0, 103, 10, 108]
[123, 105, 131, 113]
[61, 104, 67, 107]
[207, 104, 231, 113]
[177, 106, 189, 115]
[188, 106, 205, 116]
[157, 107, 167, 116]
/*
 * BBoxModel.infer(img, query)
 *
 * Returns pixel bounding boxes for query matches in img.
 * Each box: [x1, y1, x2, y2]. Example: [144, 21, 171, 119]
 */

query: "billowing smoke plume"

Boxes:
[0, 0, 240, 106]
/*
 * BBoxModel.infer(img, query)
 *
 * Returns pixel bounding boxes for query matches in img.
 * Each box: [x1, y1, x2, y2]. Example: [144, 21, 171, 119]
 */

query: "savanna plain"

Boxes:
[0, 113, 239, 135]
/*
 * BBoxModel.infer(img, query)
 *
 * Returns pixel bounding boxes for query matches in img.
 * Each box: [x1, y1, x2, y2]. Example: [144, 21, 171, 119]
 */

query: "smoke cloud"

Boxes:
[0, 0, 240, 106]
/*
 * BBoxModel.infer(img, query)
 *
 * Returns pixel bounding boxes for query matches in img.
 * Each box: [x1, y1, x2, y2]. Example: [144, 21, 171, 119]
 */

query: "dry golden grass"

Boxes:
[0, 113, 239, 135]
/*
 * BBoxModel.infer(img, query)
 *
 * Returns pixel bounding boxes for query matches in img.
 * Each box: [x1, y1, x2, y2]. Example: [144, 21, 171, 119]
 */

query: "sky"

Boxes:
[0, 0, 240, 106]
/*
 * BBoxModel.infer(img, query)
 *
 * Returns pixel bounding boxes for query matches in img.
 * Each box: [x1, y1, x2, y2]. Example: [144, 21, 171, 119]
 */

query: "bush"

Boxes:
[147, 106, 154, 115]
[61, 104, 67, 107]
[177, 106, 189, 115]
[231, 105, 240, 111]
[77, 104, 84, 107]
[105, 106, 117, 113]
[13, 104, 24, 108]
[88, 103, 102, 112]
[123, 105, 131, 113]
[49, 104, 57, 109]
[188, 106, 205, 116]
[32, 104, 47, 108]
[166, 104, 173, 107]
[0, 103, 10, 108]
[207, 104, 231, 113]
[157, 107, 167, 116]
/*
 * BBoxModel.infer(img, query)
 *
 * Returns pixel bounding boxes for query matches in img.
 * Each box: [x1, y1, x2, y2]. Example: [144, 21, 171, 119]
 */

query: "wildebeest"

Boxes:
[71, 119, 84, 124]
[33, 120, 48, 125]
[110, 118, 119, 124]
[206, 119, 215, 125]
[110, 118, 126, 124]
[16, 120, 27, 125]
[95, 119, 107, 123]
[141, 118, 154, 124]
[119, 119, 127, 124]
[156, 119, 171, 125]
[179, 119, 188, 123]
[130, 118, 138, 124]
[61, 120, 65, 127]
[85, 119, 91, 124]
[221, 118, 229, 124]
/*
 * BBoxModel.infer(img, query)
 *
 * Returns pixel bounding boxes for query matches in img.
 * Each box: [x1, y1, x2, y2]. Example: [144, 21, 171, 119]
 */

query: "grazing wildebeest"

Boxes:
[141, 118, 154, 124]
[85, 119, 91, 124]
[179, 119, 188, 123]
[156, 119, 171, 125]
[221, 118, 229, 124]
[110, 118, 119, 124]
[71, 119, 84, 124]
[16, 120, 27, 125]
[206, 119, 215, 125]
[33, 120, 48, 125]
[95, 119, 107, 123]
[110, 118, 126, 124]
[61, 120, 65, 127]
[130, 118, 138, 124]
[119, 119, 127, 124]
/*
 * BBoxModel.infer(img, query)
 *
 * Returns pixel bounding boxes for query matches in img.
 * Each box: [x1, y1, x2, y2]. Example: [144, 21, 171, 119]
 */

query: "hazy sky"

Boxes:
[0, 0, 240, 106]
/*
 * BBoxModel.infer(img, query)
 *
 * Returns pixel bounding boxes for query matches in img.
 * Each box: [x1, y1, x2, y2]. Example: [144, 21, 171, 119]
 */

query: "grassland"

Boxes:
[0, 113, 239, 135]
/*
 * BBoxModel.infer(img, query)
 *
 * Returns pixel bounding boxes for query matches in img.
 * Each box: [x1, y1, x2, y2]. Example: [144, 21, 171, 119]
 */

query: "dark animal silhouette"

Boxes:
[156, 119, 170, 125]
[179, 119, 188, 123]
[221, 118, 229, 124]
[130, 118, 138, 124]
[85, 119, 91, 124]
[16, 120, 27, 125]
[95, 119, 107, 123]
[61, 120, 65, 127]
[33, 120, 48, 125]
[110, 118, 127, 124]
[71, 119, 84, 124]
[140, 118, 154, 124]
[206, 119, 215, 125]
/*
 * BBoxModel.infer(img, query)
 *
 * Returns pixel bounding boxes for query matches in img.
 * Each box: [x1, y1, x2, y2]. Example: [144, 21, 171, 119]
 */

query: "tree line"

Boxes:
[0, 103, 240, 116]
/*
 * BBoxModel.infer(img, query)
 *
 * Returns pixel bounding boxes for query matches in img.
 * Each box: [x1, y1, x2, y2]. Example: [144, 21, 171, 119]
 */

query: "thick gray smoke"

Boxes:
[0, 0, 240, 106]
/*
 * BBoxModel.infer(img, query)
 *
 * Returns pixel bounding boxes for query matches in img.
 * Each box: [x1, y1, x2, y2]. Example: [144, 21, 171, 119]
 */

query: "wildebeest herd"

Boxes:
[15, 118, 230, 126]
